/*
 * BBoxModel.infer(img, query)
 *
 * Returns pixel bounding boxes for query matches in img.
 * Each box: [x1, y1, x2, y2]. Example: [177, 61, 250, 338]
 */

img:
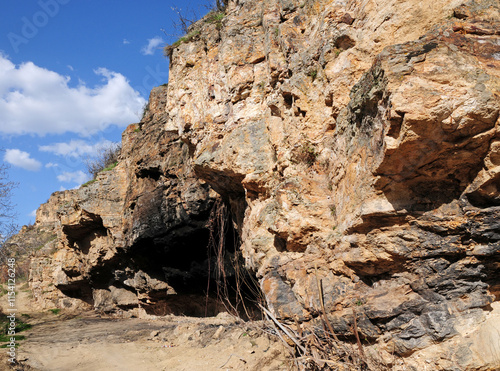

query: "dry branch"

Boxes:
[259, 305, 307, 355]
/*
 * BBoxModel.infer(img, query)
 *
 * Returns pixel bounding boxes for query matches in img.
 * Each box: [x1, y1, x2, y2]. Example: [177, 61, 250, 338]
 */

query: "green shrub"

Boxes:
[141, 102, 149, 120]
[164, 30, 201, 57]
[14, 321, 32, 332]
[207, 11, 225, 29]
[81, 179, 96, 188]
[0, 335, 25, 345]
[330, 205, 336, 217]
[207, 11, 225, 23]
[101, 162, 118, 172]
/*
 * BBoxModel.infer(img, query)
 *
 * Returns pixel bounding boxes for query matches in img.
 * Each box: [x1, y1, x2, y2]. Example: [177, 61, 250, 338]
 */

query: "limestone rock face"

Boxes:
[163, 0, 499, 368]
[30, 86, 217, 315]
[23, 0, 500, 368]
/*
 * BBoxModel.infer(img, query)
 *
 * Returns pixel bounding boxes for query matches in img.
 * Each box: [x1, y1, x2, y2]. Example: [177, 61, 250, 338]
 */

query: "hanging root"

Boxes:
[206, 199, 264, 320]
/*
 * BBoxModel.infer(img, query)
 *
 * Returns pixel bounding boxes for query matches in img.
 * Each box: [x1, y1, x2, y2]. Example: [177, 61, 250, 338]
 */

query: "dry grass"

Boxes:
[260, 306, 387, 370]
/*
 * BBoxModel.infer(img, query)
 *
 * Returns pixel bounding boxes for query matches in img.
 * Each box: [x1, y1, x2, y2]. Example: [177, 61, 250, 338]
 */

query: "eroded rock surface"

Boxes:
[31, 86, 218, 316]
[164, 0, 500, 368]
[23, 0, 500, 369]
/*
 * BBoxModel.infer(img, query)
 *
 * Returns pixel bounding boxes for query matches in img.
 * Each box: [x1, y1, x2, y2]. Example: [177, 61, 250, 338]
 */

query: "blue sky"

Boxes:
[0, 0, 209, 228]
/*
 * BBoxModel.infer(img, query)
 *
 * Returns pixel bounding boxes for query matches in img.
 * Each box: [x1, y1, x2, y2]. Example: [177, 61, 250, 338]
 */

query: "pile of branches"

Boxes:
[261, 305, 379, 371]
[259, 270, 387, 370]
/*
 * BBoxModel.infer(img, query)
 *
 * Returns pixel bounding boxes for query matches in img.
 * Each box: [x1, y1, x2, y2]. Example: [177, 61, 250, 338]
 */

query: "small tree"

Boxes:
[171, 6, 199, 35]
[84, 143, 122, 180]
[0, 161, 18, 263]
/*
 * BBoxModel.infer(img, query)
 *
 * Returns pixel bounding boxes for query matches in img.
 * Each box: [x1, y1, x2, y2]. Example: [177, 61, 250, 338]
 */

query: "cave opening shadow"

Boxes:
[129, 201, 263, 320]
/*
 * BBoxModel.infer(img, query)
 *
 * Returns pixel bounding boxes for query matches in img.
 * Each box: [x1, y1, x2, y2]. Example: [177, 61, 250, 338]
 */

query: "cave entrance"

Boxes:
[128, 200, 262, 319]
[57, 281, 94, 307]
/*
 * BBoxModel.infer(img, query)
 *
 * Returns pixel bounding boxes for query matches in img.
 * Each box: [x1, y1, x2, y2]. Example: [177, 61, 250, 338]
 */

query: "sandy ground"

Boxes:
[1, 290, 290, 371]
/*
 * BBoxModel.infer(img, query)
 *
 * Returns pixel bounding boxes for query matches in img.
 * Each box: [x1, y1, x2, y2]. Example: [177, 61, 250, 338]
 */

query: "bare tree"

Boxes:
[171, 6, 199, 35]
[83, 142, 122, 180]
[168, 0, 229, 37]
[0, 161, 18, 263]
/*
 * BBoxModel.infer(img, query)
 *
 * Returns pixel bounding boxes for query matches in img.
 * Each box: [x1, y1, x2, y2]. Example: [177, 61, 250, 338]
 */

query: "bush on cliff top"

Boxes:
[83, 143, 121, 181]
[163, 0, 228, 58]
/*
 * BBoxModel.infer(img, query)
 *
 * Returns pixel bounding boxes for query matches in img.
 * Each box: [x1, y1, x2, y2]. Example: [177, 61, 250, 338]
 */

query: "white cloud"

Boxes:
[45, 162, 59, 168]
[40, 139, 116, 158]
[4, 149, 42, 171]
[29, 210, 37, 218]
[141, 36, 164, 56]
[57, 170, 90, 184]
[123, 39, 130, 45]
[0, 54, 146, 136]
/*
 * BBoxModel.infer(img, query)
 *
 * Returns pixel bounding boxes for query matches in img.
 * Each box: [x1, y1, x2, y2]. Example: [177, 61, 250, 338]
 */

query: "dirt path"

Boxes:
[2, 291, 290, 371]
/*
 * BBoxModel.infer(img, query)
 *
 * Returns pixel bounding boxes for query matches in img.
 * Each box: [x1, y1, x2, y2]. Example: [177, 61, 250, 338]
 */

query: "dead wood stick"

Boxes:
[314, 264, 340, 342]
[352, 307, 367, 364]
[259, 304, 307, 355]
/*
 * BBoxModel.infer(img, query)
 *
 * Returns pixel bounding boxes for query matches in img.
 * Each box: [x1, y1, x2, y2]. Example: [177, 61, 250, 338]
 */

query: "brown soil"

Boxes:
[1, 290, 290, 371]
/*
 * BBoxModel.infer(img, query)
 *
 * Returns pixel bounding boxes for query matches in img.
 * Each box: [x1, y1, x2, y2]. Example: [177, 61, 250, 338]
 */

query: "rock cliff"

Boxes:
[31, 86, 220, 316]
[24, 0, 499, 369]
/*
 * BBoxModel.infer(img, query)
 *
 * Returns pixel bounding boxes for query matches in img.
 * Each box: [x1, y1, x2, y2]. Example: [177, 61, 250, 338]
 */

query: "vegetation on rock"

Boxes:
[83, 143, 121, 180]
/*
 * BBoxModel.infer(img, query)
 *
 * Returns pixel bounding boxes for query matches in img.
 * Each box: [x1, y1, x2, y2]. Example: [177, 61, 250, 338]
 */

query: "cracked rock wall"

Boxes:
[30, 86, 217, 316]
[164, 0, 500, 368]
[24, 0, 500, 368]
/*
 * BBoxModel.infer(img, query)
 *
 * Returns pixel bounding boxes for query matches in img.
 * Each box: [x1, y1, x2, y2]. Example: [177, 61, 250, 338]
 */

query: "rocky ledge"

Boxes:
[31, 86, 221, 317]
[23, 0, 500, 369]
